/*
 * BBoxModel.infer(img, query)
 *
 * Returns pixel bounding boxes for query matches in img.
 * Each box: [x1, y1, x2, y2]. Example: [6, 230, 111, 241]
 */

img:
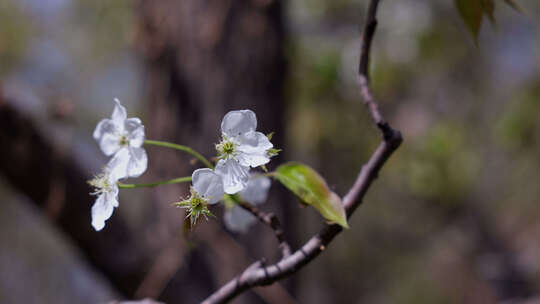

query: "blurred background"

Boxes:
[0, 0, 539, 303]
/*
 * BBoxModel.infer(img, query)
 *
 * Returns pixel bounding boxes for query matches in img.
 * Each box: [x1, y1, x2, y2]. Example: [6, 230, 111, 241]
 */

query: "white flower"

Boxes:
[215, 110, 273, 194]
[176, 168, 224, 225]
[93, 98, 147, 179]
[192, 168, 225, 205]
[88, 162, 121, 231]
[224, 175, 271, 233]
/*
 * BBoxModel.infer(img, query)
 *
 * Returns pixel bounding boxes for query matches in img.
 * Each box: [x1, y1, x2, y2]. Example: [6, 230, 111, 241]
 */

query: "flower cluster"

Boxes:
[178, 110, 276, 226]
[89, 99, 147, 231]
[90, 105, 276, 232]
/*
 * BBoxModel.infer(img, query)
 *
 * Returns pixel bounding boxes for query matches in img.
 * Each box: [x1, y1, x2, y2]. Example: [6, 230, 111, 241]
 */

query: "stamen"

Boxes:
[88, 172, 112, 196]
[216, 137, 237, 159]
[174, 187, 213, 226]
[119, 134, 130, 146]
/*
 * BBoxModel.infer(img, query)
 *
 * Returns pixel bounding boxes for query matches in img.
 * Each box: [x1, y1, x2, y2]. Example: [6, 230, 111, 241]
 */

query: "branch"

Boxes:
[202, 1, 402, 303]
[237, 201, 291, 258]
[357, 0, 392, 139]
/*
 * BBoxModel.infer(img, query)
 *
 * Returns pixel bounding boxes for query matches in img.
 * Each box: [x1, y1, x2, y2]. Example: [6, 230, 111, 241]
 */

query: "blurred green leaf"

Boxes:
[0, 0, 32, 76]
[503, 0, 523, 12]
[273, 162, 349, 228]
[455, 0, 486, 40]
[483, 0, 496, 23]
[455, 0, 523, 40]
[404, 123, 479, 205]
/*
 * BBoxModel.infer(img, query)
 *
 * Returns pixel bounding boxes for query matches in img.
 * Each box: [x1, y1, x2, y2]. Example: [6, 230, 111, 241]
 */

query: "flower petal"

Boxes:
[224, 205, 257, 233]
[93, 118, 118, 141]
[107, 148, 130, 180]
[221, 110, 257, 137]
[240, 175, 271, 205]
[98, 132, 122, 156]
[236, 131, 273, 167]
[127, 147, 148, 178]
[91, 193, 116, 231]
[215, 159, 250, 194]
[192, 168, 224, 204]
[125, 118, 145, 148]
[112, 98, 127, 127]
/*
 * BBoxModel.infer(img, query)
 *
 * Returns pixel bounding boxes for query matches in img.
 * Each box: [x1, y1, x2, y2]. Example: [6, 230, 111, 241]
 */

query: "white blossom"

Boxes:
[224, 175, 271, 233]
[93, 98, 147, 179]
[176, 168, 224, 225]
[192, 168, 225, 205]
[88, 162, 121, 231]
[215, 110, 273, 194]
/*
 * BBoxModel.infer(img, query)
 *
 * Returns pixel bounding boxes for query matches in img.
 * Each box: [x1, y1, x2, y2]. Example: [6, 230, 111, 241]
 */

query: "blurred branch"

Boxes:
[202, 1, 403, 303]
[109, 299, 164, 304]
[0, 86, 153, 296]
[237, 201, 291, 258]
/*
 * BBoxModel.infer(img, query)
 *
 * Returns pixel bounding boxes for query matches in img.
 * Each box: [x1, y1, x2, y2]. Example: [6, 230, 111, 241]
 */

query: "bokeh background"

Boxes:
[1, 0, 539, 303]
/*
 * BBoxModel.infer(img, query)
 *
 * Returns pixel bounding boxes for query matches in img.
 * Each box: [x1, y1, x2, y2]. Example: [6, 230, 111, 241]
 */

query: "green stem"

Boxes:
[118, 176, 192, 189]
[144, 139, 214, 169]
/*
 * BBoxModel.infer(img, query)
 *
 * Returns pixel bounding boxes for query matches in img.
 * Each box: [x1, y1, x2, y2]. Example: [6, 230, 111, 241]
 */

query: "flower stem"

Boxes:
[144, 139, 214, 169]
[118, 176, 192, 189]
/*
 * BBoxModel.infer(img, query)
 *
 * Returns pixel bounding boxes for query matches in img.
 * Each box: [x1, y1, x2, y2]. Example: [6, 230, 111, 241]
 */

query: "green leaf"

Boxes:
[482, 0, 495, 23]
[455, 0, 523, 41]
[503, 0, 523, 12]
[273, 162, 349, 228]
[455, 0, 485, 40]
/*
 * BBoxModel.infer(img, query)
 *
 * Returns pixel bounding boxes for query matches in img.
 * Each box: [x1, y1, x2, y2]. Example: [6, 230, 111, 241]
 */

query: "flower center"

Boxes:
[88, 173, 112, 196]
[119, 134, 129, 147]
[174, 187, 213, 226]
[216, 138, 237, 159]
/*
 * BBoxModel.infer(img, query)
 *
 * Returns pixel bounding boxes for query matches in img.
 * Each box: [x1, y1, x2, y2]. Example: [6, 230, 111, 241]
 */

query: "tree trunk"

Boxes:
[137, 0, 291, 303]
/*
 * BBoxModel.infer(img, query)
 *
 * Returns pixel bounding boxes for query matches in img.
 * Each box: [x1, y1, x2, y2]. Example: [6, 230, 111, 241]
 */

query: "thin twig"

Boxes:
[357, 0, 393, 139]
[238, 201, 292, 258]
[202, 1, 402, 302]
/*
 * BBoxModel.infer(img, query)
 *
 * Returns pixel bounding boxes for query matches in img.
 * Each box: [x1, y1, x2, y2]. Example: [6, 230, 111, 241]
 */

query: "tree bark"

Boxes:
[137, 0, 290, 302]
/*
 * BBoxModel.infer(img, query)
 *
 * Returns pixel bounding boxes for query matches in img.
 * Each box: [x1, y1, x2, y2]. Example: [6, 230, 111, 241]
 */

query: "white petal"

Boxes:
[236, 131, 273, 167]
[107, 148, 130, 180]
[125, 118, 145, 148]
[91, 193, 115, 231]
[99, 132, 122, 156]
[240, 176, 271, 205]
[110, 193, 119, 208]
[221, 110, 257, 137]
[224, 205, 257, 233]
[215, 159, 250, 194]
[93, 118, 118, 141]
[112, 98, 127, 127]
[192, 168, 224, 204]
[127, 147, 148, 178]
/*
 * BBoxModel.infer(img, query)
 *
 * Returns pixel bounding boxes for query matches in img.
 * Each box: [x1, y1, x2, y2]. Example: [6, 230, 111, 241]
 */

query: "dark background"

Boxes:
[0, 0, 539, 303]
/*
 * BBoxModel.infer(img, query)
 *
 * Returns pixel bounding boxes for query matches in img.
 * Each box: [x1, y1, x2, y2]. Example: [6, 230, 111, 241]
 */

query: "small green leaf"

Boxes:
[503, 0, 523, 12]
[273, 162, 349, 228]
[455, 0, 485, 40]
[482, 0, 495, 23]
[267, 148, 281, 157]
[456, 0, 523, 41]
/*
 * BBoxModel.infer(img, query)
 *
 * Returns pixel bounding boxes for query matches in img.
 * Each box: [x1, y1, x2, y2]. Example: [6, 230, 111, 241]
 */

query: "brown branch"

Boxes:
[201, 1, 402, 303]
[203, 133, 401, 304]
[357, 0, 392, 139]
[237, 201, 291, 258]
